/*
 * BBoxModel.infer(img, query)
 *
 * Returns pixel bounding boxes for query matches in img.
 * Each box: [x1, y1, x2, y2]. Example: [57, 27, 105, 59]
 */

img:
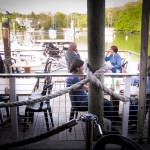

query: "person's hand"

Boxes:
[109, 64, 114, 69]
[74, 49, 78, 53]
[106, 49, 111, 56]
[80, 76, 85, 80]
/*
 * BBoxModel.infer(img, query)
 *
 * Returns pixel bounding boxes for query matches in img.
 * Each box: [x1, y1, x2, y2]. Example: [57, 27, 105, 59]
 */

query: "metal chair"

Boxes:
[0, 54, 5, 73]
[121, 58, 128, 73]
[3, 57, 22, 73]
[68, 90, 88, 132]
[23, 78, 54, 132]
[34, 57, 52, 90]
[0, 96, 10, 123]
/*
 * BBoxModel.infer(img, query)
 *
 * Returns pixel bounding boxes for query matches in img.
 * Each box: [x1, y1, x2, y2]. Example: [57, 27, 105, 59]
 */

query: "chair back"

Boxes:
[69, 90, 80, 108]
[121, 58, 128, 73]
[3, 58, 20, 73]
[0, 56, 5, 73]
[69, 90, 88, 111]
[43, 58, 52, 73]
[40, 79, 54, 109]
[46, 60, 52, 73]
[121, 58, 128, 68]
[42, 59, 53, 95]
[41, 81, 54, 96]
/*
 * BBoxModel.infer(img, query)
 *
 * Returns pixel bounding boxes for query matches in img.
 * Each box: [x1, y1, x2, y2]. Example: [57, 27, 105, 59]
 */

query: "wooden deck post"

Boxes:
[2, 18, 11, 59]
[138, 0, 150, 143]
[0, 22, 2, 41]
[13, 22, 16, 39]
[87, 0, 105, 125]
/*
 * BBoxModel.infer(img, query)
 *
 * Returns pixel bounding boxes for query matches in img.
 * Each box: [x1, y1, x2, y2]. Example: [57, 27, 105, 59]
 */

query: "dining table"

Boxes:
[11, 61, 41, 73]
[0, 77, 37, 139]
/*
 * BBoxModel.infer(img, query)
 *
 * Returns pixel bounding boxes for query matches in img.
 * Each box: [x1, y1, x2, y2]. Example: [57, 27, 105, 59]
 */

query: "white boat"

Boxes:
[49, 29, 57, 39]
[105, 27, 114, 36]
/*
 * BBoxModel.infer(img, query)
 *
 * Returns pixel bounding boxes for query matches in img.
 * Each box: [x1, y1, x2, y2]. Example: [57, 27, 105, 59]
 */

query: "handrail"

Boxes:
[0, 49, 140, 54]
[0, 72, 139, 78]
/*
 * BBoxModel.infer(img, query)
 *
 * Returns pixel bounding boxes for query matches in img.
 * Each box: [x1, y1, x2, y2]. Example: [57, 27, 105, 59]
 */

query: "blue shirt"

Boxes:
[66, 75, 88, 102]
[131, 76, 150, 94]
[105, 53, 122, 73]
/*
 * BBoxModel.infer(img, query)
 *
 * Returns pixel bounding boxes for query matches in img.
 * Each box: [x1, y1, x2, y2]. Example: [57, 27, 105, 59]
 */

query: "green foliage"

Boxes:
[55, 12, 67, 29]
[78, 14, 87, 30]
[113, 2, 142, 32]
[0, 1, 143, 33]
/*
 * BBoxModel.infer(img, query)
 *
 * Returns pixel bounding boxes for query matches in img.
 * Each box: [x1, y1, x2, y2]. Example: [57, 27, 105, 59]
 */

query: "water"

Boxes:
[12, 31, 150, 55]
[7, 31, 149, 65]
[75, 32, 150, 54]
[74, 32, 150, 73]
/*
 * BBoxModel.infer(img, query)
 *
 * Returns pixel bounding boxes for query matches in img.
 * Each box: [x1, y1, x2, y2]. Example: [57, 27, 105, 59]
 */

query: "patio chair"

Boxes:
[0, 54, 5, 73]
[23, 78, 54, 132]
[68, 90, 88, 132]
[34, 57, 52, 90]
[121, 58, 128, 73]
[0, 96, 10, 122]
[3, 57, 23, 73]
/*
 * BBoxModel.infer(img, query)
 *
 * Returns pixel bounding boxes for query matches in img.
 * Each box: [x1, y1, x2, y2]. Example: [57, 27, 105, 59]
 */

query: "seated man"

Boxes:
[66, 58, 114, 122]
[65, 42, 81, 70]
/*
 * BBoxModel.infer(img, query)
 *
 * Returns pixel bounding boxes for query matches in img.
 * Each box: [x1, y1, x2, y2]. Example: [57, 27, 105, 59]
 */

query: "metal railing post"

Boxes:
[121, 76, 131, 136]
[84, 113, 95, 150]
[9, 77, 18, 139]
[147, 93, 150, 143]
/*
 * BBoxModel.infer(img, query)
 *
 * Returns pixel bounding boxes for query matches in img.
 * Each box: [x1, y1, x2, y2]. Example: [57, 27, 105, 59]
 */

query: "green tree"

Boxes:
[113, 2, 142, 32]
[55, 12, 67, 30]
[78, 14, 87, 30]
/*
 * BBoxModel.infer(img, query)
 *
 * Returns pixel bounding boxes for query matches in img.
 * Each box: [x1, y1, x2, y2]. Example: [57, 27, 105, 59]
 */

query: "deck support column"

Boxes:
[87, 0, 105, 125]
[138, 0, 150, 143]
[2, 18, 11, 59]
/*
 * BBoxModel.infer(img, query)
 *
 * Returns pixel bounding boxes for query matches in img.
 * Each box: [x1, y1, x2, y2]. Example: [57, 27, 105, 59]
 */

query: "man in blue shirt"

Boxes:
[66, 59, 115, 122]
[105, 46, 122, 73]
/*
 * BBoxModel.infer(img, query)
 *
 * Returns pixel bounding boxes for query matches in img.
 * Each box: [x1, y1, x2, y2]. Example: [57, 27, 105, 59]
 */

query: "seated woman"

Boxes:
[66, 58, 114, 121]
[105, 45, 122, 73]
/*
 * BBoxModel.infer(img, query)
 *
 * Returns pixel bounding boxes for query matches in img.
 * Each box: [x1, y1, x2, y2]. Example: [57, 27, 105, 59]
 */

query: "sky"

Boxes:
[0, 0, 138, 15]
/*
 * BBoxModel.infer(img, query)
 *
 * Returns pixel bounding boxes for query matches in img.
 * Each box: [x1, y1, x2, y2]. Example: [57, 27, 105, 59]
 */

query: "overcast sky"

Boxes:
[0, 0, 138, 14]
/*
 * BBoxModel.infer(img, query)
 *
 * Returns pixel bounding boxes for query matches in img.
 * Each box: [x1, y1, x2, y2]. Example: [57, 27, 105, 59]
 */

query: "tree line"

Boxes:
[0, 1, 146, 33]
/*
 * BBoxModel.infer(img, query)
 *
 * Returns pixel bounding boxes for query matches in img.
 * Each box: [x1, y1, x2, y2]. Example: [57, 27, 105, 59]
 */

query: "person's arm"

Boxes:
[105, 49, 111, 57]
[74, 48, 81, 59]
[105, 52, 112, 61]
[113, 55, 122, 69]
[74, 76, 88, 91]
[82, 84, 88, 91]
[74, 48, 78, 53]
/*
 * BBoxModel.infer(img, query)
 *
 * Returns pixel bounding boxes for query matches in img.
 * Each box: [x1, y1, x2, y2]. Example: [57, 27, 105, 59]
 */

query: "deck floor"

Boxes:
[0, 91, 150, 149]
